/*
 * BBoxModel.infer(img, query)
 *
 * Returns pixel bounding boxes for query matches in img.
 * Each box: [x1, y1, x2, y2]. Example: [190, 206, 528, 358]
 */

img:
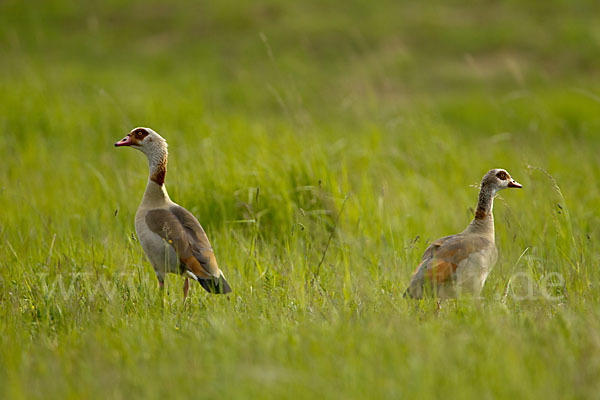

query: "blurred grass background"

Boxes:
[1, 0, 600, 398]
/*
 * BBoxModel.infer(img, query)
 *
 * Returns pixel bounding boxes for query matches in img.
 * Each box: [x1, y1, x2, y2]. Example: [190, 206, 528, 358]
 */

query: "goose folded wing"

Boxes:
[145, 207, 220, 280]
[417, 235, 492, 284]
[417, 235, 453, 266]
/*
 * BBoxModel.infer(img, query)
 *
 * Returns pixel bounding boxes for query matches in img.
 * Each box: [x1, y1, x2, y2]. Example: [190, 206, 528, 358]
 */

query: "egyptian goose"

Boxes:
[404, 169, 522, 299]
[115, 127, 231, 297]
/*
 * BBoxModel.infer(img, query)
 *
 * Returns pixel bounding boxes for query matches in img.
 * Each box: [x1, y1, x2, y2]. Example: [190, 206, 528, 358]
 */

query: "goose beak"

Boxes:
[508, 179, 523, 188]
[114, 134, 133, 147]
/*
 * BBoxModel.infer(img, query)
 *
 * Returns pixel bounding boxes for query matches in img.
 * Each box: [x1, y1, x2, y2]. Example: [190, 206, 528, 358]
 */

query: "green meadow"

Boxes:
[1, 0, 600, 398]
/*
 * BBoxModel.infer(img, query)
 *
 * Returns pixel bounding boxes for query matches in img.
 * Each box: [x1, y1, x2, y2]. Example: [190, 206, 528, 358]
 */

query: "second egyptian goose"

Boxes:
[115, 127, 231, 297]
[404, 168, 522, 299]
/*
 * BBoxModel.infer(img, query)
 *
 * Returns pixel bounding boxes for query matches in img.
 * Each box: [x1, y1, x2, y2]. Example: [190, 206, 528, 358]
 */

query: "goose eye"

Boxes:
[496, 171, 508, 180]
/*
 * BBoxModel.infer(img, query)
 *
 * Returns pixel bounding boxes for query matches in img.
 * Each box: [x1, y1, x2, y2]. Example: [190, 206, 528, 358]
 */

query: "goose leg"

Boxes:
[183, 277, 189, 300]
[156, 280, 166, 309]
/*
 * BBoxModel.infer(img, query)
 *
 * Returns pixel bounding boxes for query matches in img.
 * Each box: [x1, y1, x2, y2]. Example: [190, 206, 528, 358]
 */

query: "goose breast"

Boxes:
[135, 208, 180, 281]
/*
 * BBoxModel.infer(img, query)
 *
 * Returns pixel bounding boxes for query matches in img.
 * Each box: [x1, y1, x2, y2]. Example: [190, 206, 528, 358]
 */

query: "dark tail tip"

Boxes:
[199, 275, 232, 295]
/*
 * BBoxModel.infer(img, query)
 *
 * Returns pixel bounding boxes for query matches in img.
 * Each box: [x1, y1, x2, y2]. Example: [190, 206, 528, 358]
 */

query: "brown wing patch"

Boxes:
[419, 235, 492, 284]
[170, 206, 221, 277]
[170, 206, 211, 247]
[434, 236, 489, 262]
[425, 259, 458, 283]
[181, 256, 212, 279]
[412, 235, 453, 275]
[145, 208, 220, 279]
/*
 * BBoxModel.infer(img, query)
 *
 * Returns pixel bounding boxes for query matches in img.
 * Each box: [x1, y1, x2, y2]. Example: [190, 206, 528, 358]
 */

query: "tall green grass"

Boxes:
[1, 0, 600, 398]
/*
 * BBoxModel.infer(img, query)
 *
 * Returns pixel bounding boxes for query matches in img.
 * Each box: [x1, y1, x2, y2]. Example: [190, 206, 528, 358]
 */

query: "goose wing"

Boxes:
[405, 234, 492, 298]
[145, 205, 231, 293]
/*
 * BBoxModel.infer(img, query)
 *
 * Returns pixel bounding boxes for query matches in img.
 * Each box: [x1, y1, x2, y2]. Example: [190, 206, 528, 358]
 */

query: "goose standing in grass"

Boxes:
[115, 127, 231, 297]
[404, 169, 522, 299]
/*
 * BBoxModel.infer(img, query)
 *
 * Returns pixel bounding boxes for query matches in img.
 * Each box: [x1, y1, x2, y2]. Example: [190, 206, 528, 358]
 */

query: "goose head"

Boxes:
[481, 168, 522, 193]
[114, 127, 167, 157]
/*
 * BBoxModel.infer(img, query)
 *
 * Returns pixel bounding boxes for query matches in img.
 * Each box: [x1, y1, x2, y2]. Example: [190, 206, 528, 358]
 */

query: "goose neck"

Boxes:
[141, 146, 170, 206]
[146, 146, 168, 186]
[466, 185, 496, 238]
[141, 180, 171, 207]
